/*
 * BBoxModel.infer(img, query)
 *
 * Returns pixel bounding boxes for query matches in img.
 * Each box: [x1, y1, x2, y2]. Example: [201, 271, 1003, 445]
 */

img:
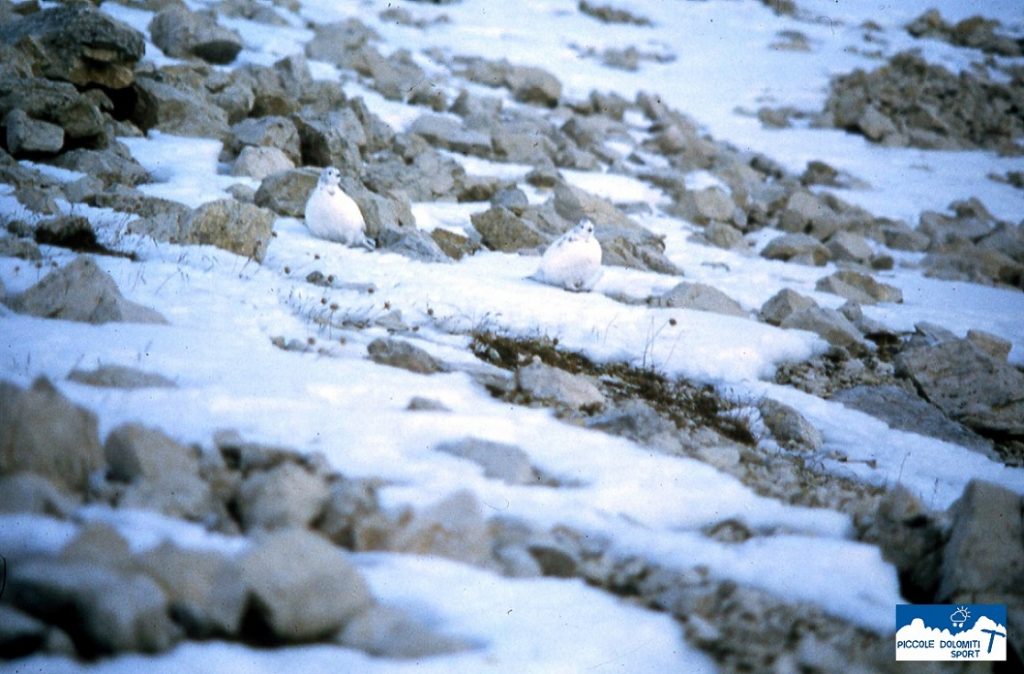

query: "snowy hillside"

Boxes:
[1, 0, 1023, 672]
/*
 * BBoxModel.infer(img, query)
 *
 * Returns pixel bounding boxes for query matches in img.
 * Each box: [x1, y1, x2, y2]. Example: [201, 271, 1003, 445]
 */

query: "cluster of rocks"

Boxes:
[823, 51, 1024, 153]
[907, 9, 1024, 57]
[865, 481, 1024, 666]
[775, 316, 1023, 466]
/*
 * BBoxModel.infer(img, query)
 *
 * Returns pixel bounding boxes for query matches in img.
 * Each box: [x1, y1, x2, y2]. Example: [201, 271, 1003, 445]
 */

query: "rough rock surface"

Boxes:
[896, 338, 1024, 438]
[182, 199, 275, 262]
[651, 281, 747, 317]
[0, 3, 145, 89]
[150, 6, 243, 65]
[7, 256, 167, 325]
[435, 437, 535, 485]
[240, 528, 373, 642]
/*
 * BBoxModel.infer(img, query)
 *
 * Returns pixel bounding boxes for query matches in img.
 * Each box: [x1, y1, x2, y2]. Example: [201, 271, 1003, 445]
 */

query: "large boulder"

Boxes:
[131, 75, 230, 139]
[228, 115, 301, 164]
[0, 75, 106, 146]
[815, 270, 903, 304]
[255, 167, 318, 217]
[895, 338, 1024, 438]
[7, 559, 180, 657]
[0, 3, 145, 89]
[291, 107, 364, 168]
[236, 462, 330, 531]
[435, 438, 535, 485]
[0, 377, 104, 493]
[651, 281, 747, 317]
[4, 108, 64, 155]
[7, 256, 167, 325]
[182, 199, 275, 262]
[149, 6, 243, 65]
[240, 528, 373, 642]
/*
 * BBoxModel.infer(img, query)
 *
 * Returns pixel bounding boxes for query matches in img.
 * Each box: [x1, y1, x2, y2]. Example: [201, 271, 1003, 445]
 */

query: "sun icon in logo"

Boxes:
[950, 606, 970, 629]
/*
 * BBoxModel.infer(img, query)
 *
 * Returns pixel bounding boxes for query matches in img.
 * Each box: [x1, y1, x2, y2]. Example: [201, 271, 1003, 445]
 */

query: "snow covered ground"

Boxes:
[2, 0, 1023, 672]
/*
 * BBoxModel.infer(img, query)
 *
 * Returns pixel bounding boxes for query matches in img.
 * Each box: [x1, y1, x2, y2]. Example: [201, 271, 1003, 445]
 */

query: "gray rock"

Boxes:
[0, 377, 103, 492]
[407, 396, 451, 412]
[138, 543, 247, 638]
[491, 187, 529, 215]
[761, 233, 830, 266]
[228, 115, 301, 164]
[366, 337, 444, 374]
[679, 186, 736, 224]
[104, 423, 200, 484]
[338, 604, 474, 659]
[704, 221, 743, 249]
[60, 523, 134, 570]
[132, 76, 230, 139]
[505, 64, 561, 107]
[0, 3, 144, 89]
[255, 167, 318, 217]
[237, 462, 330, 531]
[7, 559, 180, 657]
[966, 329, 1011, 362]
[54, 146, 150, 187]
[832, 385, 995, 456]
[825, 231, 873, 264]
[360, 46, 442, 108]
[386, 490, 493, 566]
[815, 270, 903, 304]
[516, 357, 605, 409]
[585, 398, 682, 455]
[304, 18, 380, 69]
[210, 80, 254, 123]
[0, 236, 42, 260]
[150, 6, 243, 65]
[895, 338, 1024, 437]
[857, 104, 897, 141]
[182, 198, 275, 262]
[316, 478, 380, 548]
[292, 107, 365, 169]
[866, 486, 945, 600]
[758, 398, 823, 450]
[780, 306, 865, 352]
[939, 480, 1024, 599]
[410, 113, 492, 156]
[881, 222, 931, 251]
[240, 528, 373, 642]
[231, 145, 295, 180]
[471, 206, 546, 252]
[435, 437, 535, 485]
[923, 245, 1023, 288]
[651, 281, 746, 317]
[5, 108, 63, 155]
[0, 603, 49, 659]
[0, 472, 78, 517]
[68, 364, 176, 390]
[779, 191, 838, 239]
[759, 288, 816, 326]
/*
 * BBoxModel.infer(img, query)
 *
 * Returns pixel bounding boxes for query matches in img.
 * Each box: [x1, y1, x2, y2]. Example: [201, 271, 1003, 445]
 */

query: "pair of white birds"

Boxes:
[304, 166, 602, 292]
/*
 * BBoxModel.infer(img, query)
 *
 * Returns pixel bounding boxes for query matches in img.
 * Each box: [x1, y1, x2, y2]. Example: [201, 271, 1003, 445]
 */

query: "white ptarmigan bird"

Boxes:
[532, 218, 603, 292]
[304, 166, 375, 250]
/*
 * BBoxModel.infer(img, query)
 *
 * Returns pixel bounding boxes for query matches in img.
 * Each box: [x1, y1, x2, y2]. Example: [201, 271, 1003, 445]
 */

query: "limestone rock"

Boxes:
[0, 377, 103, 492]
[387, 490, 493, 566]
[0, 3, 145, 89]
[760, 288, 816, 326]
[7, 559, 180, 656]
[68, 364, 177, 390]
[4, 108, 63, 155]
[410, 113, 492, 156]
[832, 385, 995, 457]
[131, 76, 230, 139]
[815, 270, 903, 304]
[255, 167, 319, 217]
[758, 398, 823, 450]
[182, 199, 275, 262]
[516, 357, 605, 409]
[780, 306, 865, 353]
[138, 543, 247, 638]
[0, 472, 78, 517]
[761, 233, 829, 266]
[231, 145, 294, 180]
[338, 604, 474, 659]
[366, 337, 444, 374]
[237, 462, 330, 531]
[651, 281, 746, 317]
[228, 115, 301, 164]
[435, 437, 535, 485]
[471, 206, 546, 252]
[895, 338, 1024, 437]
[149, 6, 243, 65]
[241, 528, 373, 642]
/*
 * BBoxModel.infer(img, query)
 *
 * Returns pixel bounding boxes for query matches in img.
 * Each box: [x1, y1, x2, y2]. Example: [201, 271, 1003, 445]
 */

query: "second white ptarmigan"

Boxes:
[532, 218, 603, 292]
[304, 166, 375, 250]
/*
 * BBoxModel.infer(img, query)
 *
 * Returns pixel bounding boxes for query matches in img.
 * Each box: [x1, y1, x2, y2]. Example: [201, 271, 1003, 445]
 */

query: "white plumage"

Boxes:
[304, 166, 374, 250]
[533, 218, 603, 292]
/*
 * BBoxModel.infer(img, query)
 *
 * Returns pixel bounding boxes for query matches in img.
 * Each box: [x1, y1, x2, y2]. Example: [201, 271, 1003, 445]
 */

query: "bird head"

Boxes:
[319, 166, 342, 187]
[576, 218, 595, 237]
